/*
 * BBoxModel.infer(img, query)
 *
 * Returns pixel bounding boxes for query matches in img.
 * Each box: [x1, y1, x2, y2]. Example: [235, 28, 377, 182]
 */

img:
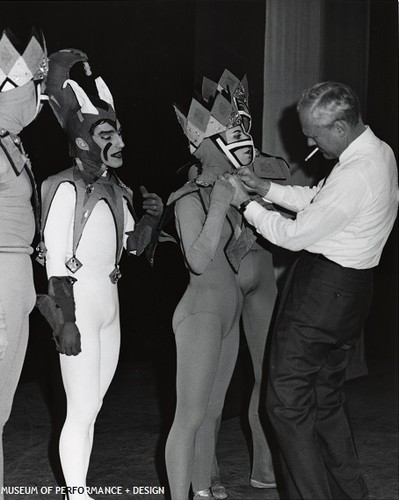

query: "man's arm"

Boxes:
[236, 166, 319, 212]
[227, 169, 366, 252]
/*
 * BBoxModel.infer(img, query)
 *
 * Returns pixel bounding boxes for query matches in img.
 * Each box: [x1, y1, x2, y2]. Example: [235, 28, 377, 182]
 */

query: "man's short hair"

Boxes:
[297, 82, 362, 127]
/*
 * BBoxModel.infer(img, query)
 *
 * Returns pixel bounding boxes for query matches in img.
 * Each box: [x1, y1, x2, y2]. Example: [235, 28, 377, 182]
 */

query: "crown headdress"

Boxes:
[0, 28, 47, 92]
[174, 69, 250, 152]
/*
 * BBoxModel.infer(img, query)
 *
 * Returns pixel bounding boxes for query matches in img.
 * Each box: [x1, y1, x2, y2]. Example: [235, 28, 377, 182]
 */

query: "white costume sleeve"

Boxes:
[44, 182, 76, 278]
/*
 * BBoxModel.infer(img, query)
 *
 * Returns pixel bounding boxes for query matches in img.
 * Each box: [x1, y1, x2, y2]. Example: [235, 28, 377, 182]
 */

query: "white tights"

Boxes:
[59, 276, 120, 500]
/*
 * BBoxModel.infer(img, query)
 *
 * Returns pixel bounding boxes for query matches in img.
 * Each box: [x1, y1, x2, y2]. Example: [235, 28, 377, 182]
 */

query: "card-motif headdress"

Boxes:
[209, 68, 251, 133]
[45, 48, 117, 174]
[0, 28, 48, 92]
[174, 69, 254, 170]
[174, 69, 249, 149]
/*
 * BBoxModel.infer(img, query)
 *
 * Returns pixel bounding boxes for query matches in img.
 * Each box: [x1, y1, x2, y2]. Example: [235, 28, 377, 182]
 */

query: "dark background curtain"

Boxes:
[0, 0, 396, 367]
[193, 0, 398, 361]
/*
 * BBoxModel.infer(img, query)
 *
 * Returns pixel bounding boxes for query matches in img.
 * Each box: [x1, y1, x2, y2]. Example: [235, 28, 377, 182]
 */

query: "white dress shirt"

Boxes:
[244, 126, 398, 269]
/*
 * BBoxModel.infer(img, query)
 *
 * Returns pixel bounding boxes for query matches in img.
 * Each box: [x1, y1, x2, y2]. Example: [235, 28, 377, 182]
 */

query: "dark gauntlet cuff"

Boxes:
[48, 276, 77, 323]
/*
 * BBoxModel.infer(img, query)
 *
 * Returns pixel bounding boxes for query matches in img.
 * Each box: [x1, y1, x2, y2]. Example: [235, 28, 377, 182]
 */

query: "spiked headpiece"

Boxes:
[212, 68, 251, 133]
[45, 48, 117, 163]
[174, 69, 254, 170]
[0, 28, 47, 92]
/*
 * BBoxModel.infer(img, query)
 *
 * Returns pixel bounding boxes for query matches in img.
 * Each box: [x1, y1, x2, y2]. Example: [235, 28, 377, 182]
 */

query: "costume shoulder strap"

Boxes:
[109, 170, 137, 222]
[0, 132, 26, 176]
[41, 168, 76, 234]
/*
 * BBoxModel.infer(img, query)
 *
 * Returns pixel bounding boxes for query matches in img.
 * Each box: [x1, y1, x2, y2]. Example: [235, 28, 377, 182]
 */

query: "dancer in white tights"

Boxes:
[37, 49, 163, 500]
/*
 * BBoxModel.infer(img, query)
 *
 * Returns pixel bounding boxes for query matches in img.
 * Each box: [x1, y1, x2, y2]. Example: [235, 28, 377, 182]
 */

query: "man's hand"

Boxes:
[236, 167, 271, 197]
[140, 186, 163, 217]
[222, 173, 251, 208]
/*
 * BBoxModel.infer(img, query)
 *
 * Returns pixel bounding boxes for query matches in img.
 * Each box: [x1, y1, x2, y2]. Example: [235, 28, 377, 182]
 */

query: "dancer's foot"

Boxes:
[211, 482, 227, 499]
[193, 488, 215, 499]
[250, 478, 277, 489]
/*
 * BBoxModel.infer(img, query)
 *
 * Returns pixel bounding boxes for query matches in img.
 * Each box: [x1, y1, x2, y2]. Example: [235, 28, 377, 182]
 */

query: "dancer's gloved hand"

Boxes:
[210, 177, 235, 210]
[140, 186, 163, 218]
[55, 322, 81, 356]
[126, 187, 164, 257]
[222, 173, 250, 208]
[48, 276, 81, 356]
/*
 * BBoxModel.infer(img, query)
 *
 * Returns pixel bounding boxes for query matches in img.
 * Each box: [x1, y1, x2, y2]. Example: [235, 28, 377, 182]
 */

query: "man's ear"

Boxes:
[333, 120, 348, 136]
[75, 137, 89, 151]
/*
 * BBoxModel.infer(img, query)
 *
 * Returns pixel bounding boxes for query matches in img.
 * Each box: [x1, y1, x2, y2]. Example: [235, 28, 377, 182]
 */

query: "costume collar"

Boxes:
[74, 157, 107, 185]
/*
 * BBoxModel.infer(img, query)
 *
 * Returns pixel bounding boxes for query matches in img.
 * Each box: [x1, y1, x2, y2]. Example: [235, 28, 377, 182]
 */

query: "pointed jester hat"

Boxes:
[0, 28, 48, 134]
[45, 48, 117, 165]
[174, 69, 254, 170]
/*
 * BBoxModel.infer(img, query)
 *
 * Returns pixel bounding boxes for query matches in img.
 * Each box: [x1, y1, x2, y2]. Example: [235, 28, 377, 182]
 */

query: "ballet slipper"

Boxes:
[193, 488, 215, 499]
[211, 482, 228, 499]
[250, 477, 277, 489]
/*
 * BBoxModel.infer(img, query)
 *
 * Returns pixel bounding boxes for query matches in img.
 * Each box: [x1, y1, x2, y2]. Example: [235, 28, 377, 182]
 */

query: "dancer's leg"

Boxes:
[240, 250, 277, 485]
[59, 332, 101, 499]
[59, 281, 119, 500]
[85, 308, 121, 475]
[0, 255, 35, 500]
[165, 313, 224, 500]
[192, 324, 240, 493]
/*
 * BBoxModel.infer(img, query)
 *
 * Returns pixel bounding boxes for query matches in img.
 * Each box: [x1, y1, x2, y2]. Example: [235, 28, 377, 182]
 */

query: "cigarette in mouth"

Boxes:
[305, 147, 319, 161]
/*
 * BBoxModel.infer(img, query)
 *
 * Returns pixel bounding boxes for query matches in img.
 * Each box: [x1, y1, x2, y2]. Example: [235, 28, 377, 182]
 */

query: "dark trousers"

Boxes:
[267, 252, 373, 500]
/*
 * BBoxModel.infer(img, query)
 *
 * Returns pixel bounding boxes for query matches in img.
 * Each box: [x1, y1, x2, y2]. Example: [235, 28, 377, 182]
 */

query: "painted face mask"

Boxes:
[213, 124, 255, 169]
[90, 119, 124, 169]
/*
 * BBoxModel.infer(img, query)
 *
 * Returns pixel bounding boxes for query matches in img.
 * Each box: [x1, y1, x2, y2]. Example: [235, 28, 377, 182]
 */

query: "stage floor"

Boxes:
[4, 353, 398, 500]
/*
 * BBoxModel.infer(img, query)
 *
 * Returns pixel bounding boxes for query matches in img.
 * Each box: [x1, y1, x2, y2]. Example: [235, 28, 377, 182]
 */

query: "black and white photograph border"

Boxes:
[0, 1, 397, 499]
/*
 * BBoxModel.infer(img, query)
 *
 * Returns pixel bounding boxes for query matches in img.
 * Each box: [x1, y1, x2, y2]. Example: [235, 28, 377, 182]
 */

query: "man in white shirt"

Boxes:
[224, 81, 398, 499]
